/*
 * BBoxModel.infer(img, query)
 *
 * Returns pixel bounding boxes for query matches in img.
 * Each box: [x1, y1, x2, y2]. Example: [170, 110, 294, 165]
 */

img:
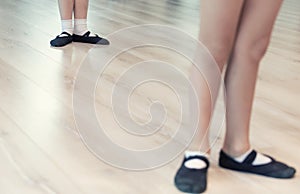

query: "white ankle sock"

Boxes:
[61, 19, 73, 36]
[184, 151, 209, 169]
[233, 149, 272, 165]
[233, 149, 252, 163]
[74, 19, 88, 35]
[252, 152, 272, 165]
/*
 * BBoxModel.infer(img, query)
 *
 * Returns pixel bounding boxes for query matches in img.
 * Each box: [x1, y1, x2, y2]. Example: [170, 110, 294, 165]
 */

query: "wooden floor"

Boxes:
[0, 0, 300, 193]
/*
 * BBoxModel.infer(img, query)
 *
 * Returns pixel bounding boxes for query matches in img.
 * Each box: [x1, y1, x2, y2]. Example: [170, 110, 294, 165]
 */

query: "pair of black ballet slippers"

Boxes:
[50, 31, 110, 47]
[174, 150, 296, 193]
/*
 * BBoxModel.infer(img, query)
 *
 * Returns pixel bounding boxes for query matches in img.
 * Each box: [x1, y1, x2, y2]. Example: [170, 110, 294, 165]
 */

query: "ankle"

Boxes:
[61, 19, 73, 35]
[222, 144, 251, 158]
[74, 19, 88, 35]
[185, 150, 210, 159]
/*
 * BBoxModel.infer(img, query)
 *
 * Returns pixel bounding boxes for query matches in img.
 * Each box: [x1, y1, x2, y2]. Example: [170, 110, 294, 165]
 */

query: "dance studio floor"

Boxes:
[0, 0, 300, 193]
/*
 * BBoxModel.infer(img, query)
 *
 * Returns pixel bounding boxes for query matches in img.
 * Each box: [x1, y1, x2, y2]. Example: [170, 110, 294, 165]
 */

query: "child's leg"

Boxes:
[220, 2, 295, 178]
[74, 0, 88, 19]
[175, 1, 245, 193]
[58, 0, 75, 20]
[223, 0, 283, 157]
[58, 0, 74, 34]
[73, 0, 89, 35]
[50, 0, 75, 47]
[72, 0, 109, 44]
[191, 0, 245, 154]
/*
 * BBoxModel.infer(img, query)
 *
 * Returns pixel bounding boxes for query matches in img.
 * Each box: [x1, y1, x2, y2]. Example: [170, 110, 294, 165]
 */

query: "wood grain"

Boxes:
[0, 0, 299, 193]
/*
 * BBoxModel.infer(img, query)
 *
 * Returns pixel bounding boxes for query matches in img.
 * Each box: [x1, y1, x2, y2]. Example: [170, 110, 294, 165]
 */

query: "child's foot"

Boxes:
[73, 31, 110, 45]
[50, 32, 73, 47]
[174, 153, 209, 193]
[219, 150, 296, 178]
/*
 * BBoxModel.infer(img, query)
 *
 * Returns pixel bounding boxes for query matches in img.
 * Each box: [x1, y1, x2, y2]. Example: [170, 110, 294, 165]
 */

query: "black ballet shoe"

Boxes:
[73, 31, 110, 45]
[174, 155, 209, 193]
[50, 32, 73, 47]
[219, 150, 296, 179]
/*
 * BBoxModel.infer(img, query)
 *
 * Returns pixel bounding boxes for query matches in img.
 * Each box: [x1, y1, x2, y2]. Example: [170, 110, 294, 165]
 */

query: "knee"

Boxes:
[204, 42, 231, 69]
[235, 36, 270, 64]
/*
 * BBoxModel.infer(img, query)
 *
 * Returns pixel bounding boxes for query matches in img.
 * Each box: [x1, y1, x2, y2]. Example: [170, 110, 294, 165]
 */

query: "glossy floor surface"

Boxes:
[0, 0, 300, 193]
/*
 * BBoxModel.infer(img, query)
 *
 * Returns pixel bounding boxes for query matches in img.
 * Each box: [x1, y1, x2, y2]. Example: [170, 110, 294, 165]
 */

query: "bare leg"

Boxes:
[223, 0, 283, 156]
[74, 0, 89, 19]
[58, 0, 74, 20]
[50, 0, 75, 47]
[192, 0, 244, 153]
[176, 1, 293, 193]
